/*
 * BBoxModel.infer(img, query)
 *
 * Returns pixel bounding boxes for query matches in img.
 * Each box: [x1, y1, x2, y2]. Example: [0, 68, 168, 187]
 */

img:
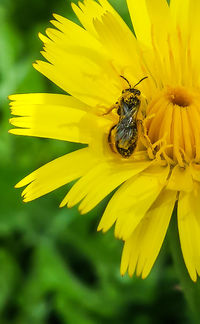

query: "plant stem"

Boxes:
[168, 211, 200, 323]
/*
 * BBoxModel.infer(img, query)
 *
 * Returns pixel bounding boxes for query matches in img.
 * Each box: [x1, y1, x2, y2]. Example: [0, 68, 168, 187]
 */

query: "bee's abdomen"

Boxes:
[116, 141, 137, 158]
[115, 125, 138, 158]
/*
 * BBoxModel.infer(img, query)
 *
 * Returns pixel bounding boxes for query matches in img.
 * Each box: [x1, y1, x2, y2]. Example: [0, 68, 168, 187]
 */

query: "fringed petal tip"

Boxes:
[120, 259, 148, 279]
[59, 201, 65, 208]
[14, 182, 24, 189]
[97, 224, 102, 232]
[32, 61, 43, 71]
[59, 194, 76, 209]
[22, 197, 33, 203]
[8, 129, 20, 135]
[118, 189, 176, 279]
[97, 224, 109, 234]
[15, 177, 33, 189]
[9, 118, 16, 124]
[52, 13, 62, 21]
[38, 32, 45, 42]
[8, 94, 16, 102]
[120, 260, 152, 280]
[178, 188, 200, 282]
[190, 272, 197, 282]
[12, 148, 98, 206]
[15, 182, 22, 189]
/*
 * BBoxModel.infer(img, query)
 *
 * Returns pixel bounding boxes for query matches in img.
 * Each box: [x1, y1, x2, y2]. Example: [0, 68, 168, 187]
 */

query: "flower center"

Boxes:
[168, 87, 192, 107]
[145, 87, 200, 166]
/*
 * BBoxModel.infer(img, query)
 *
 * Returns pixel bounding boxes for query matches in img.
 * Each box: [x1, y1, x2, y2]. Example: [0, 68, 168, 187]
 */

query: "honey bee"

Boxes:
[108, 76, 148, 158]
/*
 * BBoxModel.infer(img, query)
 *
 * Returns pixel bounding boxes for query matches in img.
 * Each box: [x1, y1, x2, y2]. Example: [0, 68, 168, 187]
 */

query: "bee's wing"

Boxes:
[121, 101, 130, 115]
[116, 123, 134, 147]
[121, 101, 138, 118]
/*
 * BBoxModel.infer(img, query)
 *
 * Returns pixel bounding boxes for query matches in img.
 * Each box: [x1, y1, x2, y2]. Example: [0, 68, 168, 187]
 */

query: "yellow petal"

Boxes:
[39, 23, 118, 106]
[9, 94, 92, 143]
[127, 0, 170, 47]
[72, 0, 106, 37]
[146, 0, 171, 48]
[98, 164, 169, 240]
[9, 93, 89, 109]
[178, 186, 200, 281]
[72, 0, 130, 39]
[121, 189, 177, 278]
[189, 2, 200, 41]
[93, 11, 141, 80]
[170, 0, 190, 34]
[72, 0, 142, 85]
[167, 165, 194, 192]
[50, 13, 101, 50]
[61, 160, 151, 213]
[15, 148, 97, 202]
[188, 2, 200, 78]
[34, 43, 119, 107]
[190, 163, 200, 182]
[126, 0, 151, 46]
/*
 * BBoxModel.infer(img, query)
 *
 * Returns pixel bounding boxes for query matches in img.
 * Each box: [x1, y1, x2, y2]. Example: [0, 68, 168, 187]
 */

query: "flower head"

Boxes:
[9, 0, 200, 281]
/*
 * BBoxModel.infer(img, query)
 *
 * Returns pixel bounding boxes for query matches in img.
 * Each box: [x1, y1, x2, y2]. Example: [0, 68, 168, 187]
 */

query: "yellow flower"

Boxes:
[9, 0, 200, 281]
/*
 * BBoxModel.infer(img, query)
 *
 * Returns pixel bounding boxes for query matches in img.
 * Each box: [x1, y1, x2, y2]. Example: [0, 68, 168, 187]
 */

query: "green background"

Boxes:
[0, 0, 191, 323]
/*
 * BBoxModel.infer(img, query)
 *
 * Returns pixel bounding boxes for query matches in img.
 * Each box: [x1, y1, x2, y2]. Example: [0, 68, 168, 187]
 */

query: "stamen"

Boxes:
[143, 87, 200, 166]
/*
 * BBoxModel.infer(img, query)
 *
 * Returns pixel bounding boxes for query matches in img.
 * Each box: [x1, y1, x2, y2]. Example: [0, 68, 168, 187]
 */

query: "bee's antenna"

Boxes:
[120, 75, 131, 88]
[133, 76, 148, 88]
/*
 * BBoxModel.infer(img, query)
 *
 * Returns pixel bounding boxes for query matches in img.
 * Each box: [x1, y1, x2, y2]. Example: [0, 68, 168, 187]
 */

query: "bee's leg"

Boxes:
[137, 114, 156, 159]
[136, 119, 153, 158]
[108, 124, 117, 152]
[140, 113, 155, 133]
[102, 103, 119, 116]
[155, 144, 174, 165]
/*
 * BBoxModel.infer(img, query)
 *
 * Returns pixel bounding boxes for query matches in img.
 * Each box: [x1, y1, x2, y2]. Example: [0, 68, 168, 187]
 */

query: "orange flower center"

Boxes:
[167, 87, 192, 107]
[145, 87, 200, 166]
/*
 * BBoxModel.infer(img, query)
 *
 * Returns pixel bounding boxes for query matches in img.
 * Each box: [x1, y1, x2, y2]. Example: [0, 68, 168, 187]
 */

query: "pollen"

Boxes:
[145, 87, 200, 167]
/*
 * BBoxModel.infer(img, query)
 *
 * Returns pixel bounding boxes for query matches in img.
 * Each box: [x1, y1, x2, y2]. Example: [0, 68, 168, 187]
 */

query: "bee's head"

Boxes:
[129, 88, 141, 96]
[122, 88, 141, 96]
[120, 75, 148, 93]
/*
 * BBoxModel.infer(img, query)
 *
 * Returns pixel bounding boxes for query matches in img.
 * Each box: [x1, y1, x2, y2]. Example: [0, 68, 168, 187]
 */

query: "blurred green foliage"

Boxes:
[0, 0, 192, 323]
